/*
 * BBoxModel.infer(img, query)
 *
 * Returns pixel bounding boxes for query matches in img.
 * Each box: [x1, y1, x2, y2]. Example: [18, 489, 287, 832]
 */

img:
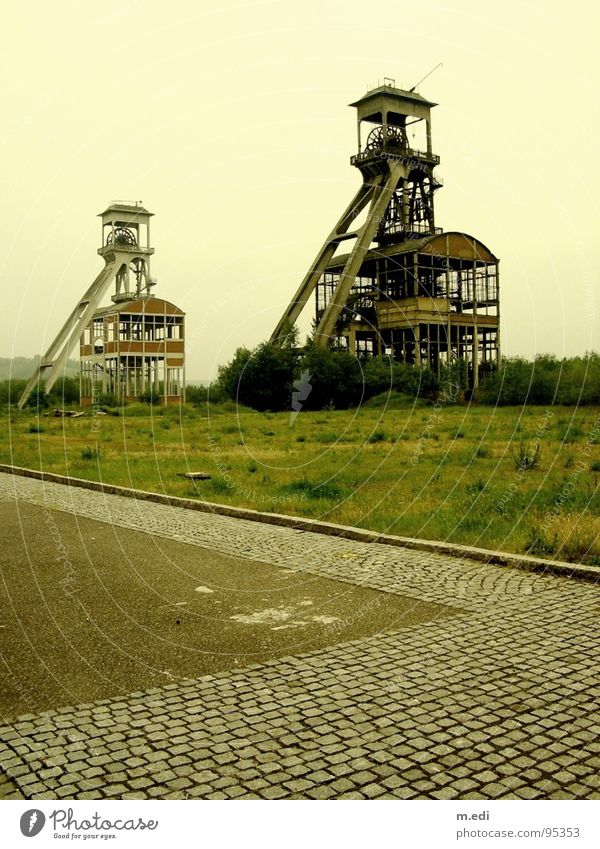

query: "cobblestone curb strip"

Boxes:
[0, 464, 598, 584]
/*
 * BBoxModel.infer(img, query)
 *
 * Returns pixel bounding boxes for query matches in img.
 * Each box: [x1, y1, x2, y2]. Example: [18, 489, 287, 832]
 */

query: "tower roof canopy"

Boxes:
[350, 83, 437, 125]
[325, 231, 498, 271]
[92, 296, 184, 317]
[98, 202, 154, 218]
[350, 84, 437, 109]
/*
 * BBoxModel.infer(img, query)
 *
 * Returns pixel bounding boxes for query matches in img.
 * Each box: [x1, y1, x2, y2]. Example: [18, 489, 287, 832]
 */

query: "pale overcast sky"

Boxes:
[1, 0, 598, 379]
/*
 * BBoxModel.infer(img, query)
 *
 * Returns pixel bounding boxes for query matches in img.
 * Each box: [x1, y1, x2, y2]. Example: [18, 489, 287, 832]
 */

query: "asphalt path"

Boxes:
[0, 500, 457, 720]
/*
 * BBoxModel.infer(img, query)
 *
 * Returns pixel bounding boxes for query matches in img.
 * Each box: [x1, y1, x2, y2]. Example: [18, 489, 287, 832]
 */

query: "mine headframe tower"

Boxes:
[18, 202, 185, 408]
[270, 81, 500, 388]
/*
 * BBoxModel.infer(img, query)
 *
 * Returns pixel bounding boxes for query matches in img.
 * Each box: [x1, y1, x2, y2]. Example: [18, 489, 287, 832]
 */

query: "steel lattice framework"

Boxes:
[270, 82, 500, 387]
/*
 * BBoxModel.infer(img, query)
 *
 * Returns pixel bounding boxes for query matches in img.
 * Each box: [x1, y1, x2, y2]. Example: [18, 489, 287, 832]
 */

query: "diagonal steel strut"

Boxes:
[314, 161, 405, 345]
[17, 255, 127, 409]
[269, 180, 378, 344]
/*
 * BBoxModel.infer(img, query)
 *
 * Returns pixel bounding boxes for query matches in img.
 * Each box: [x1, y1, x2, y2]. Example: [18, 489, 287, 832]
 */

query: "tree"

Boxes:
[363, 356, 395, 397]
[480, 357, 532, 405]
[216, 343, 298, 411]
[300, 345, 363, 409]
[52, 376, 80, 405]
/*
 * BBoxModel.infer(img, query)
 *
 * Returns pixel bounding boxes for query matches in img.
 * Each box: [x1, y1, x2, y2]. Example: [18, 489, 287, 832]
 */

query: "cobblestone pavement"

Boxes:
[0, 472, 599, 800]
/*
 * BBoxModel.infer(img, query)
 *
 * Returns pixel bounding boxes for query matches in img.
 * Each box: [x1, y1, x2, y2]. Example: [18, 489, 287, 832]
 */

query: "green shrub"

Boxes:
[559, 423, 583, 444]
[316, 431, 338, 443]
[525, 527, 558, 558]
[363, 356, 394, 397]
[364, 391, 422, 409]
[185, 384, 210, 405]
[122, 403, 154, 417]
[207, 476, 234, 496]
[466, 478, 486, 494]
[440, 358, 468, 394]
[285, 478, 344, 500]
[525, 513, 600, 565]
[46, 376, 80, 406]
[480, 353, 600, 406]
[98, 392, 119, 407]
[139, 388, 161, 405]
[513, 440, 541, 471]
[392, 364, 439, 399]
[80, 445, 100, 460]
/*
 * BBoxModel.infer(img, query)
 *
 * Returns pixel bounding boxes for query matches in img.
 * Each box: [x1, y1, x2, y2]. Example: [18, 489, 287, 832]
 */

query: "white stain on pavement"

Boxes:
[230, 599, 340, 629]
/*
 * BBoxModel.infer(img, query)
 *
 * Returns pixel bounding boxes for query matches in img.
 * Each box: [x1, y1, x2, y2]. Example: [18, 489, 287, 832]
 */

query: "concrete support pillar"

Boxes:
[348, 327, 357, 356]
[403, 179, 410, 233]
[413, 254, 419, 297]
[426, 328, 431, 370]
[414, 325, 421, 367]
[473, 259, 479, 388]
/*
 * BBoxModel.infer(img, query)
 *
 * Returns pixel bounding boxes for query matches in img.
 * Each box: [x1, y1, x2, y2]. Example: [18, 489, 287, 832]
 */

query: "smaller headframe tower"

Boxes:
[270, 81, 500, 387]
[18, 202, 185, 408]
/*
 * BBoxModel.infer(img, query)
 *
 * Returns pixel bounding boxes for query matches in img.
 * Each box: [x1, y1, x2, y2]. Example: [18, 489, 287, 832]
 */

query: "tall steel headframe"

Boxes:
[270, 83, 441, 345]
[18, 202, 156, 409]
[270, 81, 500, 388]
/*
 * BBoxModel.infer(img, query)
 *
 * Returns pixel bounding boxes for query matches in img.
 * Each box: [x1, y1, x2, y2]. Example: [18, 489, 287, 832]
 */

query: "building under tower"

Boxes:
[270, 81, 500, 388]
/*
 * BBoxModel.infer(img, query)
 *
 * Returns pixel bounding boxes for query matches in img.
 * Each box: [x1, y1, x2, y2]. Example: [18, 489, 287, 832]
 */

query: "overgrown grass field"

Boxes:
[2, 398, 599, 565]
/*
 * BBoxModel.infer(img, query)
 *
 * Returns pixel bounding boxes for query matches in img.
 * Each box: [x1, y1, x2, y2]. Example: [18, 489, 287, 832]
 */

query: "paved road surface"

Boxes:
[0, 473, 598, 799]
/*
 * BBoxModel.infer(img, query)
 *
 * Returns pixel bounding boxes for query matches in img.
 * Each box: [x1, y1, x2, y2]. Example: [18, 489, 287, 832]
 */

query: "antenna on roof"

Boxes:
[409, 62, 443, 92]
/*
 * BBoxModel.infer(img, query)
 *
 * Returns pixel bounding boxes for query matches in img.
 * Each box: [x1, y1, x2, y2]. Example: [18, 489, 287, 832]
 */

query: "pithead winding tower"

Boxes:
[270, 81, 500, 387]
[18, 202, 185, 408]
